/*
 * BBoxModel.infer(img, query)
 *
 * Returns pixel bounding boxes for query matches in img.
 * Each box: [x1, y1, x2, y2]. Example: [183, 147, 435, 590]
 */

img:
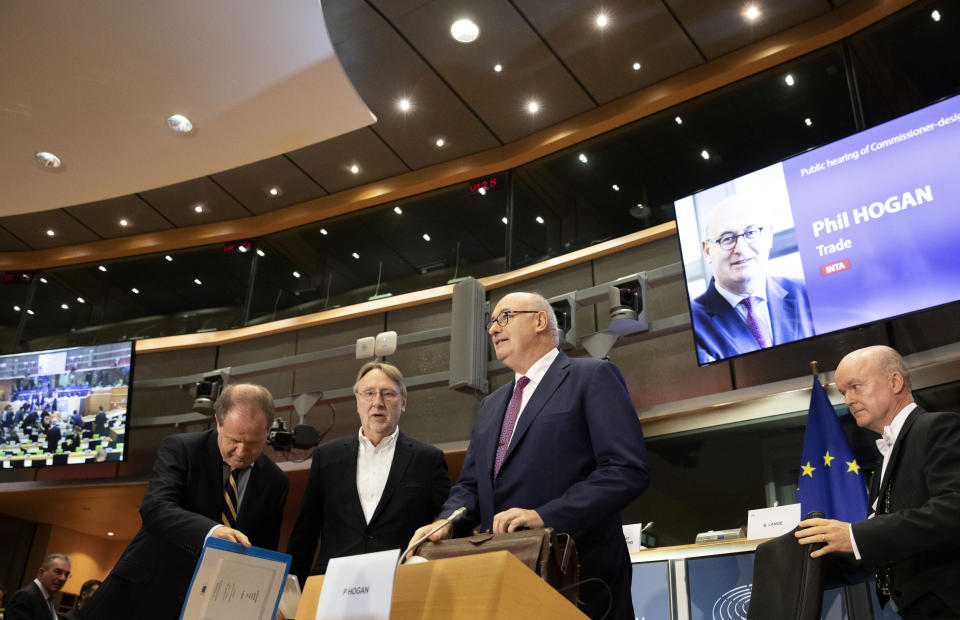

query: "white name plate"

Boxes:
[747, 503, 801, 540]
[315, 548, 401, 620]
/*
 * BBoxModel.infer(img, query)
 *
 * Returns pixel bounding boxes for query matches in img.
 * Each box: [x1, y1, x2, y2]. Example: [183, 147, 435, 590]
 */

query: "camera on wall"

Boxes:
[608, 277, 647, 337]
[267, 418, 320, 451]
[192, 372, 228, 415]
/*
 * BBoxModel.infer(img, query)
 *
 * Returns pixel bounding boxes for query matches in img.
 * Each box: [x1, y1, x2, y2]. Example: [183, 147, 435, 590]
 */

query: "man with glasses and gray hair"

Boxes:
[409, 291, 649, 619]
[691, 194, 814, 363]
[286, 361, 450, 583]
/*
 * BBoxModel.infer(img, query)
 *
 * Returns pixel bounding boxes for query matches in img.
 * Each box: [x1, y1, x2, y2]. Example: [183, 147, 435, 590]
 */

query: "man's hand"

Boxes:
[795, 517, 853, 558]
[211, 526, 251, 547]
[405, 519, 452, 559]
[492, 508, 543, 534]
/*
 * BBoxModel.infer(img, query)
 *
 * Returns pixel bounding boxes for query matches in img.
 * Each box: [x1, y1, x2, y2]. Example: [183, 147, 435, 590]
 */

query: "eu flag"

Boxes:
[797, 377, 868, 522]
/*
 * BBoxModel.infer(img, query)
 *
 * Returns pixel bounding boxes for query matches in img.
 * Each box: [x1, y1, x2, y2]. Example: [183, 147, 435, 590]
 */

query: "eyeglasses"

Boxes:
[708, 226, 765, 250]
[487, 309, 540, 329]
[356, 388, 400, 403]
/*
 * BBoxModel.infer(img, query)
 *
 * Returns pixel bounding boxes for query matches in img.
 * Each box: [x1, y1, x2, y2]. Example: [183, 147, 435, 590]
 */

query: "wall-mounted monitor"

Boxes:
[676, 93, 960, 365]
[0, 341, 134, 468]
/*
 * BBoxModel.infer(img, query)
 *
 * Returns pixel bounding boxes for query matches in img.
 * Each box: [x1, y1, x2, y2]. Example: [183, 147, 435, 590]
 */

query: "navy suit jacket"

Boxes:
[286, 431, 449, 581]
[691, 276, 814, 364]
[852, 407, 960, 614]
[6, 582, 53, 620]
[442, 350, 648, 619]
[82, 429, 288, 620]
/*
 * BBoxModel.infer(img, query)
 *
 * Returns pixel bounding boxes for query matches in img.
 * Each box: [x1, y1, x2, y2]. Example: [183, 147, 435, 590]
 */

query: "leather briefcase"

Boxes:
[414, 527, 579, 604]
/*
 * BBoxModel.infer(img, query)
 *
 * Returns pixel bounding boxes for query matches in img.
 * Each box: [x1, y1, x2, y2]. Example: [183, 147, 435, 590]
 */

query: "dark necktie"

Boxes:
[222, 468, 241, 528]
[740, 296, 770, 348]
[494, 376, 530, 479]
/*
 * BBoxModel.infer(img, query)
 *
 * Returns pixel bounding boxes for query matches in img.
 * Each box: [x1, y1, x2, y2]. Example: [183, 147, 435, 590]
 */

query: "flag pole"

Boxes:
[809, 360, 819, 377]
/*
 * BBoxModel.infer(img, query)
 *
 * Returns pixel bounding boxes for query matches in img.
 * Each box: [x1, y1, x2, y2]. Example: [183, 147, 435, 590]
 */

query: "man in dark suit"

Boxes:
[81, 383, 289, 620]
[6, 553, 71, 620]
[410, 292, 649, 619]
[797, 346, 960, 618]
[691, 195, 814, 363]
[45, 423, 62, 454]
[287, 361, 449, 582]
[93, 407, 107, 437]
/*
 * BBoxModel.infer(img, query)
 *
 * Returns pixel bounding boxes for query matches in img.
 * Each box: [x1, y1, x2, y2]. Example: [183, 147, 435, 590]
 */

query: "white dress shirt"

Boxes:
[507, 347, 560, 446]
[356, 426, 399, 524]
[33, 578, 58, 620]
[848, 403, 917, 560]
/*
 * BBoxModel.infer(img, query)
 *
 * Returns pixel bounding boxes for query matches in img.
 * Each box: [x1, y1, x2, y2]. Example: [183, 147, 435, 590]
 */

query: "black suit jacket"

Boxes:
[82, 429, 289, 620]
[851, 407, 960, 614]
[442, 351, 649, 620]
[286, 431, 449, 582]
[6, 582, 54, 620]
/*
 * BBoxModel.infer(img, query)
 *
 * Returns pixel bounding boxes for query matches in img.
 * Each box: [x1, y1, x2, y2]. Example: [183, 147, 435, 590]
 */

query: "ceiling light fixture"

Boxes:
[292, 271, 301, 278]
[931, 9, 941, 22]
[320, 228, 328, 236]
[352, 252, 360, 260]
[675, 116, 683, 125]
[194, 204, 204, 213]
[269, 187, 280, 196]
[119, 218, 129, 227]
[13, 305, 21, 312]
[35, 151, 63, 169]
[502, 217, 508, 225]
[349, 164, 360, 174]
[77, 297, 85, 303]
[701, 149, 711, 160]
[612, 184, 620, 191]
[193, 278, 202, 286]
[784, 73, 795, 86]
[494, 63, 502, 72]
[632, 62, 641, 71]
[46, 229, 55, 237]
[578, 153, 588, 164]
[166, 114, 194, 133]
[804, 117, 813, 127]
[27, 309, 35, 315]
[595, 12, 609, 29]
[742, 4, 761, 21]
[435, 137, 445, 148]
[422, 233, 431, 242]
[450, 18, 479, 43]
[40, 277, 48, 284]
[131, 287, 140, 294]
[398, 98, 412, 112]
[394, 206, 403, 215]
[61, 303, 69, 310]
[165, 255, 173, 262]
[536, 216, 545, 224]
[98, 265, 107, 272]
[526, 100, 540, 114]
[107, 532, 115, 537]
[478, 187, 487, 196]
[256, 249, 265, 257]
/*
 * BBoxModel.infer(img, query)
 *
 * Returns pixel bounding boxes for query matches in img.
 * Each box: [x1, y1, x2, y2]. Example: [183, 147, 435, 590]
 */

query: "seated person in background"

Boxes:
[691, 195, 814, 363]
[62, 579, 100, 620]
[70, 410, 82, 429]
[5, 553, 71, 620]
[286, 361, 450, 583]
[64, 426, 82, 453]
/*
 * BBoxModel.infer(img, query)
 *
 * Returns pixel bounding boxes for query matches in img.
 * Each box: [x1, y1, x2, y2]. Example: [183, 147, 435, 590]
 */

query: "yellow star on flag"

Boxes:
[846, 460, 861, 475]
[823, 451, 835, 467]
[801, 461, 816, 477]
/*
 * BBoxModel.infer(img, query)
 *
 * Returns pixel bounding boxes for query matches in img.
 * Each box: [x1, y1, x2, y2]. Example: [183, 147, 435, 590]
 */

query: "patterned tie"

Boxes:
[494, 376, 530, 479]
[222, 468, 241, 528]
[740, 296, 771, 348]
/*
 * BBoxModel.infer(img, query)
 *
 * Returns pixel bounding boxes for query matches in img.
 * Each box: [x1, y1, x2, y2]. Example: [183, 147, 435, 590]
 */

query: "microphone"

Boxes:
[398, 507, 467, 566]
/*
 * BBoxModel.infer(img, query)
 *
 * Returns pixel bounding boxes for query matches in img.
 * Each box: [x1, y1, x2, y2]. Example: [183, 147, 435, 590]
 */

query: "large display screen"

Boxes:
[0, 341, 134, 468]
[676, 93, 960, 365]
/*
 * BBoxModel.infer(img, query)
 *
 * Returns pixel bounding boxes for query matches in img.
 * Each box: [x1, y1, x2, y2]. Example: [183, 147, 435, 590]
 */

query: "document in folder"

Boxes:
[180, 537, 291, 620]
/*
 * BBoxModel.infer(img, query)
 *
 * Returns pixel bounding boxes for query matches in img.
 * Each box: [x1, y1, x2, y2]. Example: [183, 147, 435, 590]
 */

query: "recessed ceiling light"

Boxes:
[165, 255, 173, 262]
[349, 164, 360, 174]
[535, 216, 545, 224]
[632, 62, 641, 71]
[166, 114, 194, 133]
[804, 117, 813, 127]
[435, 137, 445, 148]
[107, 532, 115, 537]
[98, 265, 107, 272]
[502, 217, 508, 225]
[578, 153, 588, 164]
[131, 287, 140, 294]
[27, 309, 35, 316]
[675, 116, 683, 125]
[352, 252, 360, 260]
[238, 244, 249, 253]
[398, 98, 412, 112]
[292, 271, 301, 278]
[742, 4, 761, 21]
[193, 278, 202, 286]
[784, 73, 795, 86]
[61, 303, 69, 310]
[268, 187, 280, 196]
[612, 184, 620, 191]
[422, 233, 431, 242]
[931, 9, 941, 21]
[494, 63, 502, 72]
[595, 12, 609, 28]
[256, 249, 265, 257]
[478, 187, 487, 196]
[40, 277, 48, 284]
[46, 229, 55, 237]
[701, 149, 711, 160]
[35, 151, 62, 169]
[194, 204, 204, 213]
[526, 100, 540, 114]
[450, 18, 479, 43]
[13, 305, 20, 312]
[76, 297, 85, 304]
[394, 206, 403, 215]
[119, 219, 129, 227]
[320, 228, 328, 236]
